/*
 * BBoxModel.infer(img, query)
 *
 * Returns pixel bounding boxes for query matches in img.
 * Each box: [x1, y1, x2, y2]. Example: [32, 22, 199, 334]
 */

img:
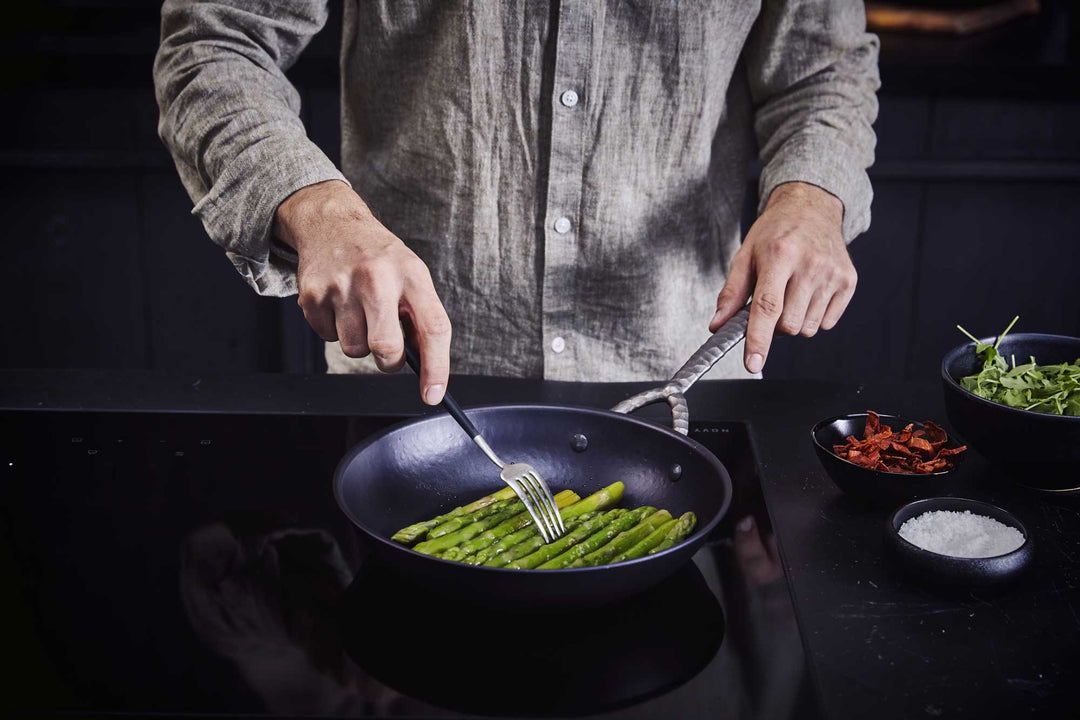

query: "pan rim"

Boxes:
[332, 403, 733, 574]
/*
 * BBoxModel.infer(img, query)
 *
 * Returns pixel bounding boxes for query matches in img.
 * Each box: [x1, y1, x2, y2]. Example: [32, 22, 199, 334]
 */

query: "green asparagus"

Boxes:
[465, 483, 624, 564]
[471, 524, 542, 565]
[440, 490, 579, 560]
[391, 480, 699, 569]
[427, 499, 517, 538]
[479, 512, 598, 567]
[571, 509, 673, 567]
[561, 482, 625, 519]
[647, 512, 697, 555]
[391, 486, 518, 544]
[413, 506, 521, 555]
[537, 506, 656, 569]
[609, 518, 677, 563]
[503, 510, 626, 569]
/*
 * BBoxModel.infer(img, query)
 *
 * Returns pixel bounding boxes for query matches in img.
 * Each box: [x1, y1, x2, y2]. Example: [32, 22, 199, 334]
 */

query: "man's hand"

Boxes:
[274, 180, 451, 405]
[709, 182, 856, 375]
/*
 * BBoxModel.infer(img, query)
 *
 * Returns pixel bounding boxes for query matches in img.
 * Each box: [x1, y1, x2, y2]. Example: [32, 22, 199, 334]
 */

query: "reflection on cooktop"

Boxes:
[0, 410, 820, 719]
[340, 561, 724, 717]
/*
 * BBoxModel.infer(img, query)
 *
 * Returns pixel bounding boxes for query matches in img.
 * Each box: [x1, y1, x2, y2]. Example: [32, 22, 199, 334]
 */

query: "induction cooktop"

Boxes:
[0, 409, 820, 719]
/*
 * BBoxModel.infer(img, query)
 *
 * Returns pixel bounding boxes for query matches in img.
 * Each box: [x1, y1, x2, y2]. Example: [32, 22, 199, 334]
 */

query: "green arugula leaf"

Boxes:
[956, 317, 1080, 416]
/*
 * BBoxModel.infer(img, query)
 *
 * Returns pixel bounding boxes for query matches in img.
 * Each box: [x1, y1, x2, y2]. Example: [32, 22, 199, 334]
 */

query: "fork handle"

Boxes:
[403, 343, 482, 440]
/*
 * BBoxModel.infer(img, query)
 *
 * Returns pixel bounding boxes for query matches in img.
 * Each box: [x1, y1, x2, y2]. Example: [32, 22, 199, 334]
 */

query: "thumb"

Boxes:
[710, 255, 753, 332]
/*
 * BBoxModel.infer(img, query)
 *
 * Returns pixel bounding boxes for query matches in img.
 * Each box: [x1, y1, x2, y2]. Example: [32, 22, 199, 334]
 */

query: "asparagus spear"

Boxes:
[391, 486, 518, 544]
[440, 490, 579, 561]
[426, 499, 517, 538]
[503, 510, 626, 569]
[562, 482, 625, 520]
[473, 481, 625, 565]
[413, 506, 523, 555]
[647, 512, 697, 555]
[570, 509, 673, 567]
[609, 518, 677, 564]
[537, 506, 657, 569]
[477, 512, 598, 567]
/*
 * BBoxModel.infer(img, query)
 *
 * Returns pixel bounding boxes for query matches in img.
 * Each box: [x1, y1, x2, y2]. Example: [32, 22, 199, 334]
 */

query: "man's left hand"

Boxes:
[709, 182, 856, 375]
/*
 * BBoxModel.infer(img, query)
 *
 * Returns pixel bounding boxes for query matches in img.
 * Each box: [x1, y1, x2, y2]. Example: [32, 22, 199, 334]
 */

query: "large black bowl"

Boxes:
[941, 333, 1080, 492]
[811, 413, 963, 507]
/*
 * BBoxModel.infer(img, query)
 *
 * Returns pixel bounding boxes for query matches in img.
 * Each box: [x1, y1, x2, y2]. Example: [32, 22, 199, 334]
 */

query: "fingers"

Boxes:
[363, 280, 406, 373]
[800, 287, 831, 338]
[710, 251, 753, 332]
[770, 254, 856, 338]
[776, 273, 815, 337]
[334, 297, 369, 358]
[403, 272, 452, 406]
[298, 291, 338, 343]
[822, 270, 856, 330]
[744, 266, 789, 374]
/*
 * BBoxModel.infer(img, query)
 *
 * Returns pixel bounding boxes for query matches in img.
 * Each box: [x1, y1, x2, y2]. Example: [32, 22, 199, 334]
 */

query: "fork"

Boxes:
[403, 345, 566, 543]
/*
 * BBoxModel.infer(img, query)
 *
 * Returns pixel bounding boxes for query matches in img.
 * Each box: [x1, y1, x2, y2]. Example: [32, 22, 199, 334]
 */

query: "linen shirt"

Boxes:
[155, 0, 879, 381]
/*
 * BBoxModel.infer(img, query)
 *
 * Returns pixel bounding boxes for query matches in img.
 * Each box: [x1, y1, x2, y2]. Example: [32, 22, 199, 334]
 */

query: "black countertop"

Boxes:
[1, 369, 1077, 718]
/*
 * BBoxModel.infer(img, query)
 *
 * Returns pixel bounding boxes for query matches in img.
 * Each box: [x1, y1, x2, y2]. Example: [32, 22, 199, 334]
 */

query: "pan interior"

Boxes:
[336, 405, 729, 539]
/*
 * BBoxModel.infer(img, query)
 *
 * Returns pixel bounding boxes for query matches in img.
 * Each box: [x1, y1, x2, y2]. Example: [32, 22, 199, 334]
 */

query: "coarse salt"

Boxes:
[898, 509, 1024, 558]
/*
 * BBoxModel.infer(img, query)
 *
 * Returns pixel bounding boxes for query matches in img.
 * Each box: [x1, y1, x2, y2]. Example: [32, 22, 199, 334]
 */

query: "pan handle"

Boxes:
[610, 305, 750, 435]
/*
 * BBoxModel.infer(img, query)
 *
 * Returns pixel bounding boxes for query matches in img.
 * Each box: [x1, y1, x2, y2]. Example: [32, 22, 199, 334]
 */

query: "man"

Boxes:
[154, 1, 878, 406]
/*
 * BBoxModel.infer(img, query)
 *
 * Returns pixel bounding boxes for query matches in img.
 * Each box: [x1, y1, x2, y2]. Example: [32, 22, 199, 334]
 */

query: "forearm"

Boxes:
[747, 0, 880, 243]
[763, 182, 843, 229]
[153, 0, 343, 296]
[273, 180, 371, 253]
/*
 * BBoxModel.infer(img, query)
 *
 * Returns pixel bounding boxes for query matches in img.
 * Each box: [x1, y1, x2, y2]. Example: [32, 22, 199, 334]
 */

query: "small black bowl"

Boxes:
[811, 413, 964, 507]
[941, 333, 1080, 492]
[886, 497, 1033, 586]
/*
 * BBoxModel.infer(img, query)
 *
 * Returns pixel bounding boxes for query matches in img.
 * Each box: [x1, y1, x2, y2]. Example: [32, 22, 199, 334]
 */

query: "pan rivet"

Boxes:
[669, 463, 683, 481]
[570, 434, 589, 452]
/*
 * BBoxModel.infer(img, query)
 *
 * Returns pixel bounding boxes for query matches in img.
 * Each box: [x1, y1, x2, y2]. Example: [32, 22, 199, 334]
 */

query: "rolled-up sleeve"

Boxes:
[745, 1, 880, 243]
[153, 0, 346, 296]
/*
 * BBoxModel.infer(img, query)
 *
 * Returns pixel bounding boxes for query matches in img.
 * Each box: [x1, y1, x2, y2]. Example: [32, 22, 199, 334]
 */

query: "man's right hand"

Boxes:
[273, 180, 451, 406]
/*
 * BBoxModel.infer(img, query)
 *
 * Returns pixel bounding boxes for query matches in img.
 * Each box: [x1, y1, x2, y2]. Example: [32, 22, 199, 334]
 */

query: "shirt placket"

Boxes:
[541, 1, 592, 380]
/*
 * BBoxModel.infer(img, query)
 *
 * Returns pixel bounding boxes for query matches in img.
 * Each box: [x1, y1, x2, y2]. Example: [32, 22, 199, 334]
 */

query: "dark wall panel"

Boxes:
[765, 182, 923, 381]
[932, 99, 1080, 160]
[141, 172, 281, 372]
[909, 182, 1080, 378]
[0, 88, 140, 155]
[1, 171, 147, 368]
[874, 96, 930, 160]
[306, 87, 341, 168]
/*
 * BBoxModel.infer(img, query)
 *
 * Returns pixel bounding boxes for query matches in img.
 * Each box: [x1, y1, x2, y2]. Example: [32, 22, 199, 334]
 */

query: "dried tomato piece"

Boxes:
[908, 437, 933, 453]
[923, 421, 948, 446]
[864, 411, 881, 438]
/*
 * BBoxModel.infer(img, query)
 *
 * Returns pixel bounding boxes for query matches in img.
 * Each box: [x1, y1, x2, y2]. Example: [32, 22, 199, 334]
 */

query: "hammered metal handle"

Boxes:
[610, 305, 750, 435]
[668, 305, 751, 395]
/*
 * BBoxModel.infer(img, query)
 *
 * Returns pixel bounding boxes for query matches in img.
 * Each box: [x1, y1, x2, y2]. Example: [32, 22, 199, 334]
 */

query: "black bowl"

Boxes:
[886, 497, 1033, 586]
[811, 413, 964, 507]
[941, 333, 1080, 492]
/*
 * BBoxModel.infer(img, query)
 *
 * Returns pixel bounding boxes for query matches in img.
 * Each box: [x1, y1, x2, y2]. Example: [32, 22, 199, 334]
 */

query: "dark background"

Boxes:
[2, 1, 1078, 380]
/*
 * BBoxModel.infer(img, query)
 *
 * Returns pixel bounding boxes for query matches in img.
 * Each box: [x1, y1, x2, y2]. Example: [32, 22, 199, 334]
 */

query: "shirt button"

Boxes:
[554, 217, 572, 234]
[560, 89, 579, 108]
[551, 336, 566, 353]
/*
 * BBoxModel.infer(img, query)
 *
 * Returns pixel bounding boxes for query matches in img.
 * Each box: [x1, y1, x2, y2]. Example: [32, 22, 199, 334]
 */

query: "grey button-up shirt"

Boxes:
[155, 0, 879, 381]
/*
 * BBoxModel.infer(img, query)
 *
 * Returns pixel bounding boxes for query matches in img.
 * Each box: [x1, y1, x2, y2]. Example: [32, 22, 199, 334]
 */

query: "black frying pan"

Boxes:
[334, 307, 750, 608]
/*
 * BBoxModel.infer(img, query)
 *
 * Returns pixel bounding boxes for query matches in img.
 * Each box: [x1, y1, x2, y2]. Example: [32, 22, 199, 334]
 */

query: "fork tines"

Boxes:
[509, 470, 565, 544]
